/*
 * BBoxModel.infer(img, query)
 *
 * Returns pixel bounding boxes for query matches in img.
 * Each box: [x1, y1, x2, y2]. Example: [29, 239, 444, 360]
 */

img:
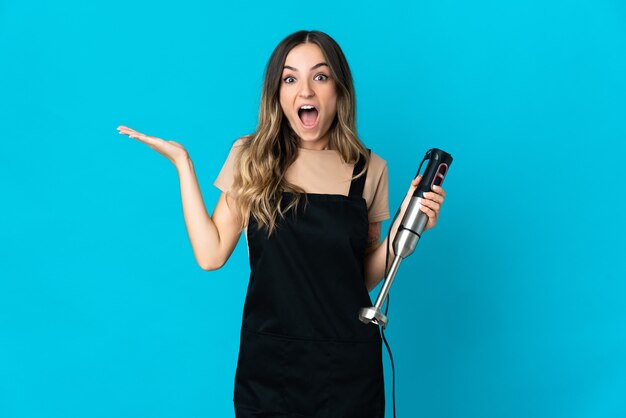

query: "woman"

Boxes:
[117, 30, 446, 418]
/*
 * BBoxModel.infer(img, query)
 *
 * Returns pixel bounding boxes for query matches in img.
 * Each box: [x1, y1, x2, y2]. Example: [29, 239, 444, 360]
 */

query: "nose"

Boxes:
[298, 78, 315, 99]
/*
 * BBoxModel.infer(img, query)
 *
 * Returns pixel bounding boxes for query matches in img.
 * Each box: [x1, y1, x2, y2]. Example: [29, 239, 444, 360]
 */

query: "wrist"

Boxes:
[175, 154, 192, 171]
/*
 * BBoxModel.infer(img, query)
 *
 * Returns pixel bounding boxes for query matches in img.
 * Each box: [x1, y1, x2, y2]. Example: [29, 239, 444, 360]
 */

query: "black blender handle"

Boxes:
[413, 148, 453, 198]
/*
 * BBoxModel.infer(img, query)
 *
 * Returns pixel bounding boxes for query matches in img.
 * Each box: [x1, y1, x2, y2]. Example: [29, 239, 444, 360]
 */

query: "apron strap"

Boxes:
[348, 149, 371, 198]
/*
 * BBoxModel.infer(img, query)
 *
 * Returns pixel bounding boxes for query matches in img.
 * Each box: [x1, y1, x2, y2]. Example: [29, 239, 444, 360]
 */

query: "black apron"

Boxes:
[234, 150, 385, 418]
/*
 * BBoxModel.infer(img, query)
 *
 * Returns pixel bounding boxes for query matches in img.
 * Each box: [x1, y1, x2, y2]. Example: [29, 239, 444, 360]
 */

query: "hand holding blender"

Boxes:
[360, 148, 453, 328]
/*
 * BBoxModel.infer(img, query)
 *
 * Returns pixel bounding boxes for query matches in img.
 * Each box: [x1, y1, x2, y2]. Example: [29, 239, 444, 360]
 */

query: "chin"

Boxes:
[298, 132, 322, 141]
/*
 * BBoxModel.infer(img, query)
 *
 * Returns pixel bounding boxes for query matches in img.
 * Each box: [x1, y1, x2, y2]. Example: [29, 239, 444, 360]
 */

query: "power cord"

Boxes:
[381, 299, 396, 418]
[380, 154, 431, 418]
[382, 204, 401, 418]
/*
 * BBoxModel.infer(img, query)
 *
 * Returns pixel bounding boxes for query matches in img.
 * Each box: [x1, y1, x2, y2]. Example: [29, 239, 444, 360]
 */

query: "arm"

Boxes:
[176, 156, 243, 271]
[116, 126, 242, 271]
[363, 176, 447, 291]
[363, 219, 401, 292]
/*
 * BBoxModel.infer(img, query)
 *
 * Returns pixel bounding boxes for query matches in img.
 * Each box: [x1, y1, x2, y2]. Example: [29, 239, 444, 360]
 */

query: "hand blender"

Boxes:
[359, 148, 453, 328]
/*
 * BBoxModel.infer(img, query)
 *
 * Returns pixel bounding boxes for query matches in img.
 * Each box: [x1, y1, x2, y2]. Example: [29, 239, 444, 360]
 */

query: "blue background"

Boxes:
[1, 0, 625, 417]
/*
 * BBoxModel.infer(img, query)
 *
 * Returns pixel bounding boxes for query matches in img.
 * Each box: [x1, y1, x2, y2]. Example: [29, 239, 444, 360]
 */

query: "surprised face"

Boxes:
[279, 43, 338, 151]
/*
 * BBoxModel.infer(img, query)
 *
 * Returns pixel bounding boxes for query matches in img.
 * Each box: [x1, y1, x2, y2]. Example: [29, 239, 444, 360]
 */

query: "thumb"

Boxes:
[405, 175, 421, 199]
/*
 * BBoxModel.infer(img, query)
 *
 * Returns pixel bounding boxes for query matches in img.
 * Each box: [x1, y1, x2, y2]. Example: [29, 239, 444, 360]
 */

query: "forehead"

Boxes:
[283, 43, 327, 69]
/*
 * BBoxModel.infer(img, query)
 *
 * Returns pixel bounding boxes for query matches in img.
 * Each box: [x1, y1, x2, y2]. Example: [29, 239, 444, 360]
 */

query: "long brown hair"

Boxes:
[229, 30, 370, 236]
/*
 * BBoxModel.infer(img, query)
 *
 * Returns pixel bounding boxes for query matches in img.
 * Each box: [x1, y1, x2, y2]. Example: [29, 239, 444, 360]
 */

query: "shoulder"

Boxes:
[367, 150, 388, 178]
[368, 150, 387, 166]
[231, 136, 248, 151]
[221, 136, 249, 162]
[363, 149, 390, 222]
[214, 136, 252, 193]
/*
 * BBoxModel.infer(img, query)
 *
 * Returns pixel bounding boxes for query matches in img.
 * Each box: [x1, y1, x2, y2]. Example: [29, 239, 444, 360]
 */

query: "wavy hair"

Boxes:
[228, 30, 370, 237]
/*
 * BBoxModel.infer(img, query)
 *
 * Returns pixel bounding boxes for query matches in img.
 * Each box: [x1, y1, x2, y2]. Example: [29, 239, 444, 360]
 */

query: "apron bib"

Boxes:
[234, 150, 385, 418]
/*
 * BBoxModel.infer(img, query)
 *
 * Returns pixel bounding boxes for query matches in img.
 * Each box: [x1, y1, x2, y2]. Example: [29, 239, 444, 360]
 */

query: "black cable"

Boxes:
[382, 205, 400, 418]
[381, 298, 396, 418]
[381, 156, 427, 418]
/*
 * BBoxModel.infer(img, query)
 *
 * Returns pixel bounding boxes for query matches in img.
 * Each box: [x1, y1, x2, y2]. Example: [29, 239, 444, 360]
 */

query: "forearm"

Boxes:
[175, 156, 221, 269]
[364, 174, 445, 291]
[364, 213, 403, 292]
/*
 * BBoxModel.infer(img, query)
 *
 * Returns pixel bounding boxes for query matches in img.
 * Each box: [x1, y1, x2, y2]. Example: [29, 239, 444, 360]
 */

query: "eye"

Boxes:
[314, 73, 329, 81]
[283, 76, 296, 84]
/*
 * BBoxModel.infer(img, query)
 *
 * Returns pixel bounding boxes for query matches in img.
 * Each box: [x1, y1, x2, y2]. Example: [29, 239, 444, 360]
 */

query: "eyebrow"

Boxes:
[283, 62, 329, 72]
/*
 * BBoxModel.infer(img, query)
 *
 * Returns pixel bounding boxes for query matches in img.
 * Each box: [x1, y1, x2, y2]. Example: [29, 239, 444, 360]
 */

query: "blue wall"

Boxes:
[1, 0, 624, 417]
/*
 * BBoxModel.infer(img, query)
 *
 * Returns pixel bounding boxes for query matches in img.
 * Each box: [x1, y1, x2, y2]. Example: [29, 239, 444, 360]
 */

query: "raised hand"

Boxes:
[117, 125, 189, 166]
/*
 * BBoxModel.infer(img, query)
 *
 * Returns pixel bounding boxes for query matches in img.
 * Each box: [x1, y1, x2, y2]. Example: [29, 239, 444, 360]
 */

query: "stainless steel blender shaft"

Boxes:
[359, 197, 428, 328]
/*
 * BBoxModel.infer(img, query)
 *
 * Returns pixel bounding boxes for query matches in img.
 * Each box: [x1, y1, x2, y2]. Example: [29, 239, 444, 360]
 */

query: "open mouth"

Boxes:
[297, 105, 319, 129]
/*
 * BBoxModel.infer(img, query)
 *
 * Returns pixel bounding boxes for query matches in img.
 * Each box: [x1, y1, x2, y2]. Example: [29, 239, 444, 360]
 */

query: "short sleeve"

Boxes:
[213, 138, 245, 194]
[367, 155, 390, 223]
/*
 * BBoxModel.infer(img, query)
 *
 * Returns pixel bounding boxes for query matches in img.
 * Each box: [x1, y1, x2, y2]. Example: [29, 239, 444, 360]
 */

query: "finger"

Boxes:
[118, 127, 142, 135]
[128, 133, 154, 143]
[419, 203, 437, 224]
[404, 176, 422, 199]
[120, 129, 141, 136]
[420, 198, 440, 212]
[131, 133, 154, 142]
[420, 201, 440, 224]
[422, 191, 444, 205]
[119, 129, 140, 136]
[432, 184, 447, 198]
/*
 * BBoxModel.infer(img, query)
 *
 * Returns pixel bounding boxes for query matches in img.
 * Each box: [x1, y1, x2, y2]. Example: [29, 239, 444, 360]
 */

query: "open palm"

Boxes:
[117, 125, 189, 165]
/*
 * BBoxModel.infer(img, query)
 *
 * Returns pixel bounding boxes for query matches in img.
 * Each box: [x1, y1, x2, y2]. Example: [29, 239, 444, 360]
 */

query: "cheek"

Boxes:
[279, 90, 293, 117]
[326, 95, 338, 119]
[322, 86, 338, 116]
